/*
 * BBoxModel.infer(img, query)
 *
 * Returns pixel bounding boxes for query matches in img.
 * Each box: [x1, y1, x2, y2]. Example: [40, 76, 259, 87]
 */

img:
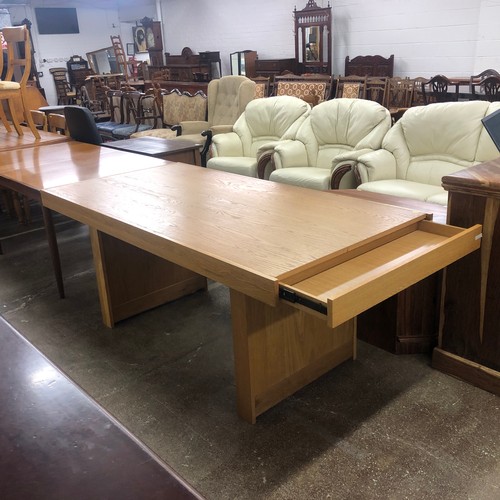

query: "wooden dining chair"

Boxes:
[0, 25, 40, 139]
[47, 113, 69, 135]
[421, 75, 456, 104]
[480, 75, 500, 101]
[470, 69, 500, 96]
[30, 110, 48, 131]
[334, 75, 367, 99]
[365, 76, 388, 106]
[386, 77, 414, 122]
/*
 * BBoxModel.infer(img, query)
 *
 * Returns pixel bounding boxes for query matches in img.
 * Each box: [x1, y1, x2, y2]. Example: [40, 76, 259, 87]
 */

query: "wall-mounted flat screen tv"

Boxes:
[35, 8, 80, 35]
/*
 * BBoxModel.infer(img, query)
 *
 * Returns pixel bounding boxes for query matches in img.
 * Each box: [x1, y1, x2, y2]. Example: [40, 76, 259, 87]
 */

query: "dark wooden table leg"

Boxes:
[42, 206, 65, 298]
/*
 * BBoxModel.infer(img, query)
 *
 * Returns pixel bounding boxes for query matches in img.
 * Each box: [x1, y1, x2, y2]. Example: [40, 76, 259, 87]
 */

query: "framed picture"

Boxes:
[126, 43, 135, 56]
[132, 26, 147, 53]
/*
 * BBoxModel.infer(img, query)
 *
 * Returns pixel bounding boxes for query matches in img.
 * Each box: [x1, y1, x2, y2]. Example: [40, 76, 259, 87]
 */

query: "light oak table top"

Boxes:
[0, 141, 169, 193]
[42, 162, 429, 305]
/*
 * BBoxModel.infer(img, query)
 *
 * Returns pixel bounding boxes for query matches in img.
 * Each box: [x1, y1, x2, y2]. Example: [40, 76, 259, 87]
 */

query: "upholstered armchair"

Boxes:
[267, 98, 391, 190]
[341, 101, 500, 205]
[207, 96, 310, 177]
[173, 75, 256, 166]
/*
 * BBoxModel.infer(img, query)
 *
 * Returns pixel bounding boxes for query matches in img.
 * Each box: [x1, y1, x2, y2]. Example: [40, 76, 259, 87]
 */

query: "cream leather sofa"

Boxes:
[267, 98, 392, 190]
[339, 101, 500, 205]
[207, 96, 310, 177]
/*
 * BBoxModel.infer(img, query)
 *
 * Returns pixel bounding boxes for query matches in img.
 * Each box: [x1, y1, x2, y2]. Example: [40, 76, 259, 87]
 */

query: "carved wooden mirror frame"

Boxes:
[294, 1, 332, 75]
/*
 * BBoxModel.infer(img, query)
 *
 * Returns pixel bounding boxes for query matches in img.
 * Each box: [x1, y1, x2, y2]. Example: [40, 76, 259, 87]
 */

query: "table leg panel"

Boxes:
[90, 229, 207, 327]
[230, 289, 355, 423]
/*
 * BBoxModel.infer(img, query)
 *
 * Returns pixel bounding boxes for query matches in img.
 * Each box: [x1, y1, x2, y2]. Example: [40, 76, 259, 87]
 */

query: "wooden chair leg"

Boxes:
[21, 92, 41, 140]
[0, 105, 13, 132]
[12, 193, 24, 224]
[6, 98, 23, 136]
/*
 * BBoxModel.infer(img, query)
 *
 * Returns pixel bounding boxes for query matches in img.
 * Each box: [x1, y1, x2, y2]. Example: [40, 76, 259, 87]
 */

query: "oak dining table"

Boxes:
[41, 162, 481, 422]
[0, 140, 169, 297]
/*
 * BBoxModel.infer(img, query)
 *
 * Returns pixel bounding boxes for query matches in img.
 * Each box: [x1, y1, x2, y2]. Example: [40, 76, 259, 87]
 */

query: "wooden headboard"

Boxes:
[344, 54, 394, 77]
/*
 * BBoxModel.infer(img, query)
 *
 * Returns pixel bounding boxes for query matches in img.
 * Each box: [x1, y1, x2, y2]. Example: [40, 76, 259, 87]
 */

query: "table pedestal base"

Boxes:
[230, 289, 356, 423]
[91, 229, 207, 327]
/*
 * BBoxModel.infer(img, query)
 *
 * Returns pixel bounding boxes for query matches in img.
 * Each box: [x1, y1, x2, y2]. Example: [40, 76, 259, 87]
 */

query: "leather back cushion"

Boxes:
[207, 76, 256, 127]
[233, 96, 310, 156]
[296, 98, 391, 168]
[384, 101, 498, 184]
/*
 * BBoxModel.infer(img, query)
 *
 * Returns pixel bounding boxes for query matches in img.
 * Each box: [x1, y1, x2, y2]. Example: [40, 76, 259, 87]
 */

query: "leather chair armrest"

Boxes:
[355, 149, 397, 183]
[273, 141, 308, 170]
[211, 132, 243, 157]
[331, 148, 381, 189]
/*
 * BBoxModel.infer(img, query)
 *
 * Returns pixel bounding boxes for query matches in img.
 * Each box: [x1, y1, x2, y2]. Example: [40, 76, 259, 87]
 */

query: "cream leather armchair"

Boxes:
[342, 101, 500, 205]
[173, 75, 256, 166]
[207, 96, 310, 177]
[268, 98, 391, 190]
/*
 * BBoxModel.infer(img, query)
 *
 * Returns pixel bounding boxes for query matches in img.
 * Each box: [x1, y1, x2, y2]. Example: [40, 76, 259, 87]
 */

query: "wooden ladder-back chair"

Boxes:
[365, 76, 388, 106]
[110, 35, 130, 83]
[0, 25, 40, 139]
[49, 67, 76, 105]
[386, 77, 414, 122]
[410, 77, 428, 106]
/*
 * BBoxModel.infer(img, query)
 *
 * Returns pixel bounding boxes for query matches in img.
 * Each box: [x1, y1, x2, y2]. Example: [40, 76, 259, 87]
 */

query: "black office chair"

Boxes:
[64, 106, 103, 145]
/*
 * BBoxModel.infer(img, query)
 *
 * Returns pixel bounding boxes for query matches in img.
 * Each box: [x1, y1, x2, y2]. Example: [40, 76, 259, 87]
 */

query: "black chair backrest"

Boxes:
[64, 106, 103, 145]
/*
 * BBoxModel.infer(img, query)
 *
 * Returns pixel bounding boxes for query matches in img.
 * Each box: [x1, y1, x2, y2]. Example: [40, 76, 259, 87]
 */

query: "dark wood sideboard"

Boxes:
[254, 58, 297, 78]
[433, 159, 500, 396]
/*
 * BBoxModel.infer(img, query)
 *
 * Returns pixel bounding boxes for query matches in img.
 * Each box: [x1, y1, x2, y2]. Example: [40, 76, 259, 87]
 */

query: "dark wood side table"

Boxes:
[433, 160, 500, 395]
[0, 316, 204, 499]
[102, 136, 202, 165]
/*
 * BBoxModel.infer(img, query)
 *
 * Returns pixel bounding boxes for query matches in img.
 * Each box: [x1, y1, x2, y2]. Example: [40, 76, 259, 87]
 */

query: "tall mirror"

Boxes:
[294, 1, 332, 74]
[86, 47, 118, 75]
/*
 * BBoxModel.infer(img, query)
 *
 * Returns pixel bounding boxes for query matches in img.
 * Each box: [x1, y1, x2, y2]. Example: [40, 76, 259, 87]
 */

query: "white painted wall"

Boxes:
[159, 0, 500, 78]
[5, 0, 500, 104]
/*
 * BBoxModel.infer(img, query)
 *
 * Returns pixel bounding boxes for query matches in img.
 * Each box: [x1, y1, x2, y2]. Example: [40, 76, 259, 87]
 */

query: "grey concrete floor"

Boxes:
[1, 204, 499, 500]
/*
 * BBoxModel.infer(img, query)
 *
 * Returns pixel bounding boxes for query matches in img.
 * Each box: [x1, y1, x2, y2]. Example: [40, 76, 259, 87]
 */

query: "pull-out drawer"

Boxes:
[279, 220, 482, 328]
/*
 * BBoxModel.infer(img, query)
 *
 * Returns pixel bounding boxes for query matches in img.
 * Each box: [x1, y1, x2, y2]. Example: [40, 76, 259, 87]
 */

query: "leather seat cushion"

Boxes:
[207, 157, 257, 177]
[357, 179, 447, 205]
[270, 167, 332, 190]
